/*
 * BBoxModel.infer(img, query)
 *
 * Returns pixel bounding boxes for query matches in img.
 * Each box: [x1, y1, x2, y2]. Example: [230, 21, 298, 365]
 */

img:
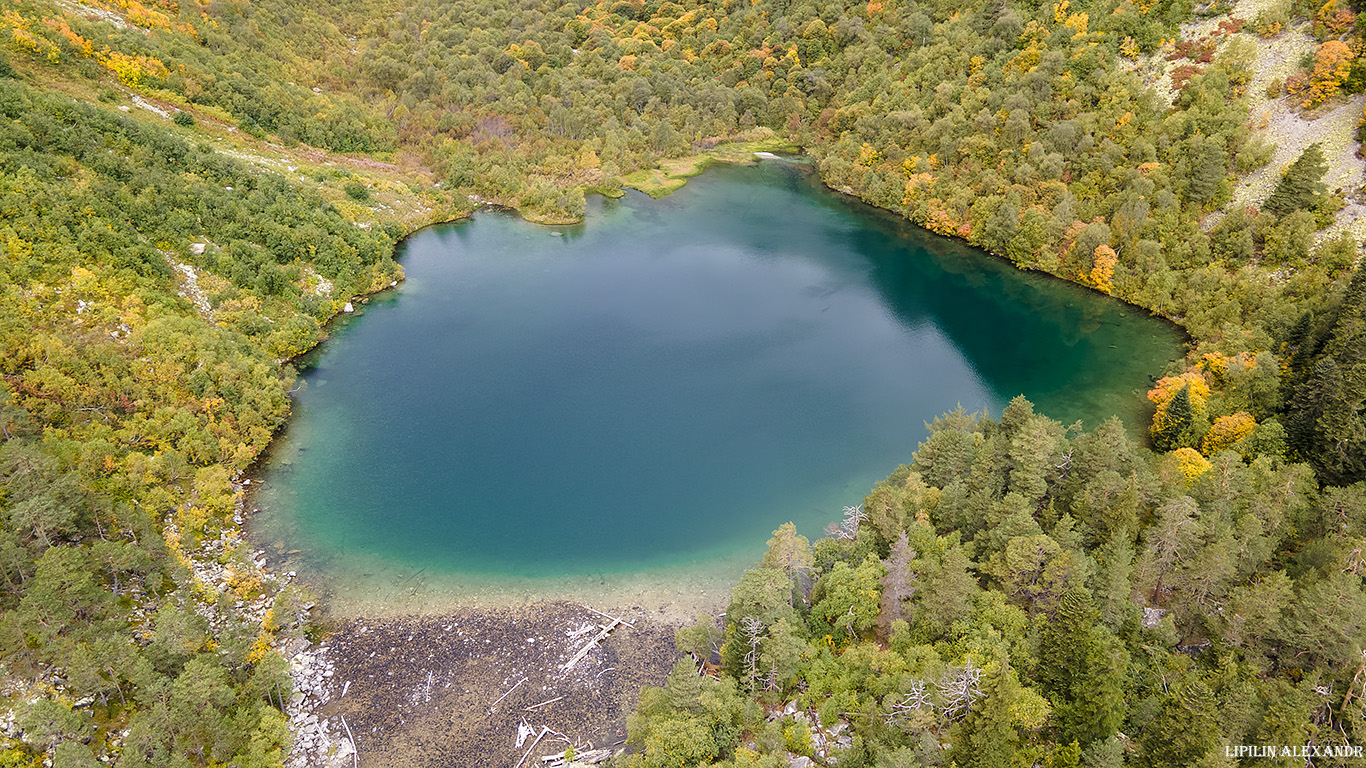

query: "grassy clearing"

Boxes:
[621, 131, 802, 198]
[621, 167, 692, 198]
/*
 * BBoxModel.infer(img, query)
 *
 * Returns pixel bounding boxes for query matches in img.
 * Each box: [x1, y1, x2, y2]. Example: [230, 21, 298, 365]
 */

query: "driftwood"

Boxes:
[566, 624, 596, 638]
[525, 696, 564, 711]
[580, 604, 635, 627]
[490, 677, 528, 712]
[540, 747, 617, 766]
[339, 714, 359, 768]
[513, 727, 551, 768]
[561, 619, 622, 671]
[561, 607, 631, 672]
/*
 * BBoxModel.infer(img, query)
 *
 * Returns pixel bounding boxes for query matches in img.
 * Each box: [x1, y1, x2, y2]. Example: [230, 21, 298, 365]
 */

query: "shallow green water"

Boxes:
[253, 160, 1182, 584]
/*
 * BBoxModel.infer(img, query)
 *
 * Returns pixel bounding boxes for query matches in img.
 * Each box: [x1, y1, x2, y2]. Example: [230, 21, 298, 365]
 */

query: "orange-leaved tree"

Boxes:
[1302, 40, 1355, 108]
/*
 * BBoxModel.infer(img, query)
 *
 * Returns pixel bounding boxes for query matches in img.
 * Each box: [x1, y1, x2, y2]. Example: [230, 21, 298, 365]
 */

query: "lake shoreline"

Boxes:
[256, 522, 733, 766]
[240, 153, 1188, 766]
[611, 146, 1191, 354]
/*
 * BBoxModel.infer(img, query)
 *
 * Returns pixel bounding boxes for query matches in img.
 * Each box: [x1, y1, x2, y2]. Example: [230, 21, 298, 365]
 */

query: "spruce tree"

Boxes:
[953, 662, 1024, 768]
[877, 532, 919, 638]
[1284, 267, 1366, 484]
[1325, 265, 1366, 369]
[1185, 136, 1227, 205]
[1262, 143, 1328, 217]
[1280, 310, 1317, 379]
[1153, 385, 1193, 451]
[1038, 588, 1129, 749]
[1139, 676, 1221, 768]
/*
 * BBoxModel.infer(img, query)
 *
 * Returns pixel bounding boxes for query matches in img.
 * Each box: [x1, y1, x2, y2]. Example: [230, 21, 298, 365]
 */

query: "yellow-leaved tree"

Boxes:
[1087, 244, 1117, 294]
[1201, 411, 1257, 455]
[1172, 447, 1213, 484]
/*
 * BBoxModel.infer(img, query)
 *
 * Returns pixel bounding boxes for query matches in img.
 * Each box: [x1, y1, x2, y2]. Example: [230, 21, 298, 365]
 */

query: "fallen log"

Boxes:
[339, 714, 359, 768]
[490, 676, 528, 712]
[513, 727, 550, 768]
[580, 604, 635, 627]
[525, 696, 565, 711]
[540, 747, 616, 766]
[561, 619, 622, 671]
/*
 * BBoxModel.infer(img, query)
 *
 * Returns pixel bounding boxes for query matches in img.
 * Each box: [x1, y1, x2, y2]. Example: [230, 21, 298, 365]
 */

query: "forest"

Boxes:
[0, 0, 1361, 760]
[625, 393, 1366, 766]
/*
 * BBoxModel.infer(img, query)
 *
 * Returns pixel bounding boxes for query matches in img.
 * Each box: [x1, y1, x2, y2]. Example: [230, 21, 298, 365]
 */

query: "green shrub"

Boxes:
[344, 180, 371, 201]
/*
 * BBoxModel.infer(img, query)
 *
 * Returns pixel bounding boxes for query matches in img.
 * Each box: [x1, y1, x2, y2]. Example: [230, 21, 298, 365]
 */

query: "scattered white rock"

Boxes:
[1142, 606, 1169, 628]
[343, 302, 354, 313]
[305, 268, 334, 297]
[55, 0, 130, 28]
[163, 256, 212, 319]
[132, 95, 170, 118]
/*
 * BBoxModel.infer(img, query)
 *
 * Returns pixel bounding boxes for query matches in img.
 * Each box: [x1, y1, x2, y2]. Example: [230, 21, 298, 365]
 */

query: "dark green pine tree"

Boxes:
[1037, 588, 1129, 749]
[1286, 358, 1355, 484]
[1153, 384, 1194, 451]
[952, 661, 1025, 768]
[1284, 267, 1366, 484]
[1280, 310, 1318, 386]
[1262, 143, 1328, 217]
[1138, 675, 1221, 768]
[1185, 135, 1228, 205]
[1325, 265, 1366, 369]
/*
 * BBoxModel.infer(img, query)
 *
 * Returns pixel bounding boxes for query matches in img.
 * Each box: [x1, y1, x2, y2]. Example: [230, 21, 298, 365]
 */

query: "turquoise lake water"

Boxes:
[251, 160, 1183, 594]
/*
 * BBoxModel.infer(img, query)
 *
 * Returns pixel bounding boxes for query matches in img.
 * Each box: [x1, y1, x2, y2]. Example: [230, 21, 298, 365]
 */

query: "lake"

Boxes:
[251, 160, 1182, 609]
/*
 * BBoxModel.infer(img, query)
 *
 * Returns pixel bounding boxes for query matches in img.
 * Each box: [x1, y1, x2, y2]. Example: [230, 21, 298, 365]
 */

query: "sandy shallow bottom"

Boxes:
[261, 536, 749, 624]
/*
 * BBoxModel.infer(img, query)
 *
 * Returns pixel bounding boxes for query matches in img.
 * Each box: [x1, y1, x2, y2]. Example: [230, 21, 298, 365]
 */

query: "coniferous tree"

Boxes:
[1184, 135, 1227, 205]
[1153, 384, 1194, 451]
[951, 661, 1028, 768]
[1289, 358, 1363, 484]
[1037, 588, 1128, 749]
[919, 546, 978, 633]
[877, 532, 919, 638]
[1262, 143, 1328, 217]
[1284, 267, 1366, 484]
[1138, 676, 1222, 768]
[1280, 310, 1318, 382]
[762, 522, 815, 604]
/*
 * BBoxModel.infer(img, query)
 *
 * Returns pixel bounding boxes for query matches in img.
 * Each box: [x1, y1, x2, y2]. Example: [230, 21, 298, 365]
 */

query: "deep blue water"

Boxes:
[253, 161, 1182, 578]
